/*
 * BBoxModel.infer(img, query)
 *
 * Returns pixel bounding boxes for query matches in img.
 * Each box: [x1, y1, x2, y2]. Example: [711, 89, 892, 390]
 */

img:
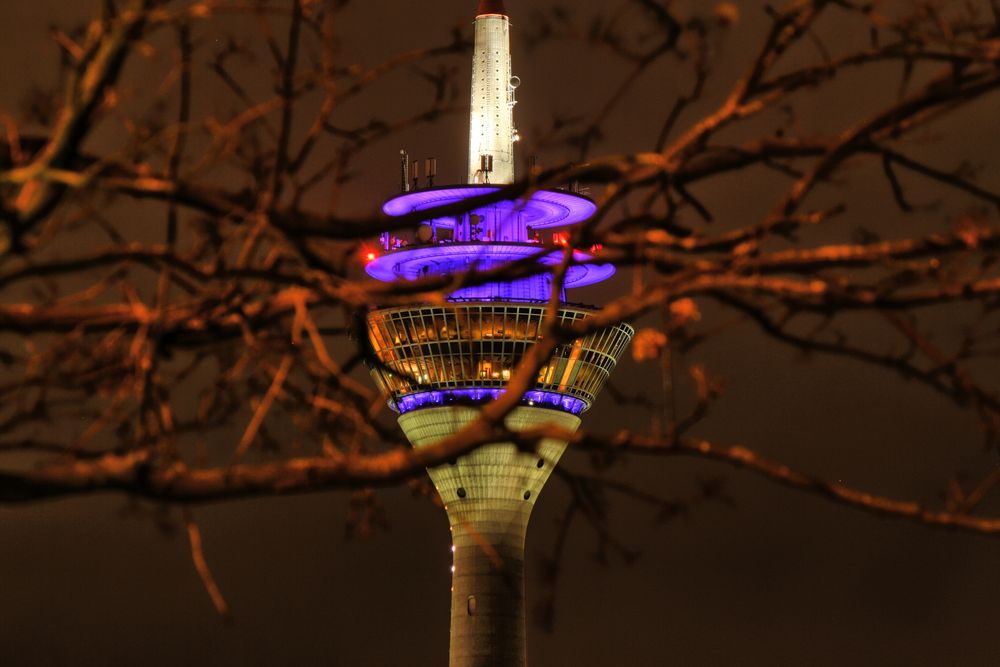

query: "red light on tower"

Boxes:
[365, 251, 377, 263]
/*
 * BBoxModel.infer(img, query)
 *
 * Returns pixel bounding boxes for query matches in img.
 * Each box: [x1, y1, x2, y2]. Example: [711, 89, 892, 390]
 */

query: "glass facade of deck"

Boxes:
[367, 303, 634, 413]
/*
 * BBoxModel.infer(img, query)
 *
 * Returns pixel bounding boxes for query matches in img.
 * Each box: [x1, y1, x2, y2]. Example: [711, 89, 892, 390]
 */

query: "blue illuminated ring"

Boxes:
[393, 388, 588, 415]
[365, 242, 615, 287]
[382, 185, 597, 230]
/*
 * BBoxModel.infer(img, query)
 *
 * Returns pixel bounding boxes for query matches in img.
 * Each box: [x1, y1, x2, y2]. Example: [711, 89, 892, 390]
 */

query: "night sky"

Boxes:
[2, 1, 1000, 665]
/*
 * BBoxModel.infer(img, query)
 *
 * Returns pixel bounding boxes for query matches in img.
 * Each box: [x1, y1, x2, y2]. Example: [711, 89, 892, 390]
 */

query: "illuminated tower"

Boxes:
[365, 2, 633, 665]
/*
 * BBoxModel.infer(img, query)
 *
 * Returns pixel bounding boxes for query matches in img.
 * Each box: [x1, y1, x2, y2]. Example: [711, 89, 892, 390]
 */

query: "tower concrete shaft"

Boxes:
[399, 407, 581, 667]
[469, 8, 515, 184]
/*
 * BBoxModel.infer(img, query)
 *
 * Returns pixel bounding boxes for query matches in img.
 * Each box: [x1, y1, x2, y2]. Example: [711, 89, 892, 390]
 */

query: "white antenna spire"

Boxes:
[469, 1, 516, 184]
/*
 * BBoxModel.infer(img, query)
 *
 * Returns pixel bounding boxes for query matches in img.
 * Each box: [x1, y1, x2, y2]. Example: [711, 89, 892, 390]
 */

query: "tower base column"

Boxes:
[397, 406, 582, 666]
[448, 500, 530, 667]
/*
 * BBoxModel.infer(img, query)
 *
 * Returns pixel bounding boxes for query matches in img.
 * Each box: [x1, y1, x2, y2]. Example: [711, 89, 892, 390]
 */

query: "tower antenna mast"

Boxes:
[469, 0, 515, 184]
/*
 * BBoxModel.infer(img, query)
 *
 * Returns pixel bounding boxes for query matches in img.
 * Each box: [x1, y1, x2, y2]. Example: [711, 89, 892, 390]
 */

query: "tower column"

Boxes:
[449, 499, 530, 667]
[398, 406, 582, 667]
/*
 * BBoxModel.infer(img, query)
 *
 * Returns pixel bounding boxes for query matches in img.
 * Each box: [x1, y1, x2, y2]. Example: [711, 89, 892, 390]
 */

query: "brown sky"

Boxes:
[2, 1, 1000, 665]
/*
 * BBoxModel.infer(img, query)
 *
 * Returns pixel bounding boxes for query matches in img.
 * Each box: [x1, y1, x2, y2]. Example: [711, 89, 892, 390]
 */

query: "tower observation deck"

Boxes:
[364, 2, 633, 665]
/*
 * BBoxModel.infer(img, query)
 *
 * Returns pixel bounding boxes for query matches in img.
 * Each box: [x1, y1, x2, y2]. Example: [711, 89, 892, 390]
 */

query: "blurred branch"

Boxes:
[184, 508, 231, 620]
[0, 0, 998, 560]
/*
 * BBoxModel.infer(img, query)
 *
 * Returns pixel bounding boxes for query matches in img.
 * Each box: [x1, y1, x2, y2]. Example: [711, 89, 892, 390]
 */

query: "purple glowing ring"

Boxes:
[365, 242, 615, 287]
[392, 388, 589, 415]
[382, 186, 597, 230]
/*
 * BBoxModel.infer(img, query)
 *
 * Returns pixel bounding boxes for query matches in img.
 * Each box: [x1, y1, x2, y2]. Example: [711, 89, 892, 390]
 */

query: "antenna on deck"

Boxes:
[412, 159, 421, 190]
[426, 158, 438, 187]
[400, 150, 410, 192]
[480, 154, 494, 184]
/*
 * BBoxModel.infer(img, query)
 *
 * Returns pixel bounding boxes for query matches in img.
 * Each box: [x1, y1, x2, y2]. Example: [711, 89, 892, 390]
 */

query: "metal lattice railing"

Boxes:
[367, 303, 634, 410]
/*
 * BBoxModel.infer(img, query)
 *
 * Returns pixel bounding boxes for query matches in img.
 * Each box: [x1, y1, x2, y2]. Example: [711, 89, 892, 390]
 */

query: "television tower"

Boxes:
[364, 2, 633, 664]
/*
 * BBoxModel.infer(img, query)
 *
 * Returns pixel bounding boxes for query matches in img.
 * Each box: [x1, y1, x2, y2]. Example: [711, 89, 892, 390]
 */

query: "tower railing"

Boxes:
[367, 303, 634, 413]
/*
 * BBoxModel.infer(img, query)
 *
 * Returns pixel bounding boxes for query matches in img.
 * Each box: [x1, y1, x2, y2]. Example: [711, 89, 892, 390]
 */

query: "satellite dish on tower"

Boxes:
[509, 75, 521, 89]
